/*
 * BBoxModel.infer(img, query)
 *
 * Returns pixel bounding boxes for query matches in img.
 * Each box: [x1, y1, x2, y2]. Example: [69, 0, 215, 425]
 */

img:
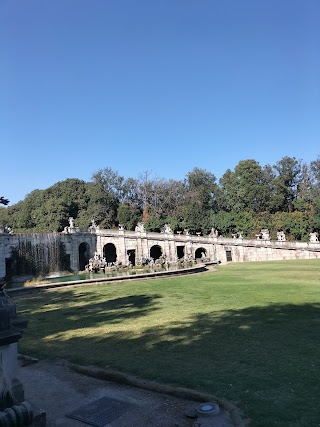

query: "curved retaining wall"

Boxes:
[7, 264, 208, 295]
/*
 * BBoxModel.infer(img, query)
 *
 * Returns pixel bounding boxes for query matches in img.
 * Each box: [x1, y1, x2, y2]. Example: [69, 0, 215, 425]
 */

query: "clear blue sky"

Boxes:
[1, 0, 319, 205]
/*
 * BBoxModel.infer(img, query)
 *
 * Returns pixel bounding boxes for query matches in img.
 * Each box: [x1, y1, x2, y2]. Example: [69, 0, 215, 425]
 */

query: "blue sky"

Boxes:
[1, 0, 319, 205]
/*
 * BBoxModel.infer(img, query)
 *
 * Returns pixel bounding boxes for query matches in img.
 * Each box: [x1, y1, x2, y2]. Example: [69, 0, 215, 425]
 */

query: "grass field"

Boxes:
[16, 259, 320, 426]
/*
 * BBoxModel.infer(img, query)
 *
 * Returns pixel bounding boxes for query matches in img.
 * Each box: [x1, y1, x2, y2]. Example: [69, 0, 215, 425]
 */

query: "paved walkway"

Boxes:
[18, 360, 235, 427]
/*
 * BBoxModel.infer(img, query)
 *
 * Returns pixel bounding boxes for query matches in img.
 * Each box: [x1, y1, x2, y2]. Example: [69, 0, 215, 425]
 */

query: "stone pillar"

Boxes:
[67, 235, 79, 273]
[135, 231, 147, 262]
[95, 233, 104, 258]
[117, 229, 127, 265]
[0, 291, 23, 409]
[141, 236, 149, 259]
[0, 290, 46, 425]
[168, 239, 176, 262]
[185, 236, 193, 259]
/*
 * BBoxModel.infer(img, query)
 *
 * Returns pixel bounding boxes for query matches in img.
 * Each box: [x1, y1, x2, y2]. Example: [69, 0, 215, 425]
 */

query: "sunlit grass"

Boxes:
[17, 259, 320, 427]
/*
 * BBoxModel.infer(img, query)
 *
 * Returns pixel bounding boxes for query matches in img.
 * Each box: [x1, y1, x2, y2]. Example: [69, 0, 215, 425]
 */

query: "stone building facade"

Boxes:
[0, 226, 320, 279]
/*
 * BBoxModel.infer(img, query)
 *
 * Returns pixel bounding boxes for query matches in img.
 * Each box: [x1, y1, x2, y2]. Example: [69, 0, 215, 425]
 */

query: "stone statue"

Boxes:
[118, 224, 125, 231]
[256, 229, 270, 240]
[277, 231, 286, 241]
[161, 224, 173, 234]
[184, 229, 190, 236]
[0, 226, 12, 235]
[309, 232, 319, 243]
[209, 228, 218, 238]
[88, 219, 98, 233]
[63, 216, 80, 234]
[135, 222, 145, 233]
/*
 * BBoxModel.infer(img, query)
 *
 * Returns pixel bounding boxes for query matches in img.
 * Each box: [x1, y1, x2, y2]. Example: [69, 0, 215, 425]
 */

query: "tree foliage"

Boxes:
[2, 156, 320, 240]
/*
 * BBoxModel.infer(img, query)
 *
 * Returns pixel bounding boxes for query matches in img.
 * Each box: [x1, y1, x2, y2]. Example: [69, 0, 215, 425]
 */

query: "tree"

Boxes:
[269, 157, 302, 213]
[117, 203, 141, 230]
[134, 172, 187, 230]
[309, 157, 320, 215]
[91, 167, 126, 227]
[218, 160, 270, 212]
[293, 163, 313, 212]
[182, 168, 218, 233]
[0, 196, 9, 227]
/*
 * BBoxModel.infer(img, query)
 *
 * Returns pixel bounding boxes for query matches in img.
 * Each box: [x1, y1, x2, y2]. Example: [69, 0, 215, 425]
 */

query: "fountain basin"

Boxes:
[7, 264, 208, 295]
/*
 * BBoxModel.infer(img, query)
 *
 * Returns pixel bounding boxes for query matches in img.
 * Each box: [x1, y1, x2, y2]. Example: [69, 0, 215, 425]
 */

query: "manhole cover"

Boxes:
[66, 396, 133, 426]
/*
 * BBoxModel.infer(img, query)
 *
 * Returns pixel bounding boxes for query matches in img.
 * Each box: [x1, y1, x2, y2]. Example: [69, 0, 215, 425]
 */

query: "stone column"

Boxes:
[185, 236, 193, 259]
[168, 239, 176, 262]
[66, 235, 79, 273]
[117, 228, 127, 265]
[141, 236, 149, 259]
[135, 231, 147, 262]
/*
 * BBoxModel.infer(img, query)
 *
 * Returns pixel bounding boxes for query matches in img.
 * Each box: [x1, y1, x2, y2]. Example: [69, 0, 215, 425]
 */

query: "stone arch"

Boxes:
[150, 245, 162, 261]
[79, 242, 90, 271]
[103, 243, 117, 264]
[195, 247, 207, 260]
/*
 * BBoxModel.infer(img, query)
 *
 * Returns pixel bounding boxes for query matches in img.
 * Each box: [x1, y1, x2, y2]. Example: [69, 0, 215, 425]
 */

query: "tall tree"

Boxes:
[309, 157, 320, 216]
[293, 163, 313, 212]
[269, 156, 302, 213]
[182, 168, 217, 233]
[91, 167, 126, 227]
[219, 160, 270, 212]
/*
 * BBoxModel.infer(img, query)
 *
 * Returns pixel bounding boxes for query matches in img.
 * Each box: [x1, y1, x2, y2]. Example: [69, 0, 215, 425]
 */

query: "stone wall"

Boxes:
[214, 238, 320, 263]
[1, 229, 320, 279]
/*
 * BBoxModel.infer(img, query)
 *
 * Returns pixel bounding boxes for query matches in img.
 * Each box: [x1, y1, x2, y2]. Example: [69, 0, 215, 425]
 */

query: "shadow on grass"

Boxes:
[17, 290, 162, 331]
[18, 293, 320, 427]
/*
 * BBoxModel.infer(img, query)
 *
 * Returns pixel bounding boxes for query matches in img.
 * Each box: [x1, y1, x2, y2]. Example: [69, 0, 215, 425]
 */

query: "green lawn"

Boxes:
[16, 259, 320, 427]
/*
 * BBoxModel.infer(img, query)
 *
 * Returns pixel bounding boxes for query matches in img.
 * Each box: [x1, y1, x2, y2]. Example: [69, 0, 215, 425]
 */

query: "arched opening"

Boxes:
[79, 242, 90, 271]
[195, 247, 207, 260]
[103, 243, 117, 264]
[177, 246, 185, 259]
[150, 245, 162, 261]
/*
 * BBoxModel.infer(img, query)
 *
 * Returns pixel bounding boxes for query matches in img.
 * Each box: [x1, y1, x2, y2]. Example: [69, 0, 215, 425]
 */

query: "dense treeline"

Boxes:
[1, 156, 320, 241]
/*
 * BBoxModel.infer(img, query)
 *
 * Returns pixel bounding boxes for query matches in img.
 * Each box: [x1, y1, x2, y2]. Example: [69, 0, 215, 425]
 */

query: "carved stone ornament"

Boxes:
[161, 224, 173, 234]
[309, 232, 319, 243]
[277, 231, 286, 241]
[209, 228, 218, 238]
[135, 222, 145, 233]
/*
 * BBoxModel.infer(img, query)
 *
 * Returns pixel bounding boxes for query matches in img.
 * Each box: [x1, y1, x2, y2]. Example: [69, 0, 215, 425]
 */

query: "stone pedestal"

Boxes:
[0, 292, 23, 411]
[0, 336, 23, 408]
[0, 288, 46, 425]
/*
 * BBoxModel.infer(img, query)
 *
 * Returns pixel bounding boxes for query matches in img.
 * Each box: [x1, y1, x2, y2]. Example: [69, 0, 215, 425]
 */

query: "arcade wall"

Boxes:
[1, 228, 319, 279]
